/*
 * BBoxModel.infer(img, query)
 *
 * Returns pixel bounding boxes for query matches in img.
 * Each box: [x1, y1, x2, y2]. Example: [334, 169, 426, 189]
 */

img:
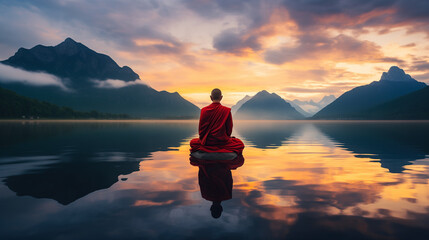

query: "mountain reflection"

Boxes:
[314, 122, 429, 173]
[0, 121, 196, 158]
[5, 157, 139, 205]
[190, 155, 245, 218]
[1, 121, 196, 204]
[235, 121, 300, 149]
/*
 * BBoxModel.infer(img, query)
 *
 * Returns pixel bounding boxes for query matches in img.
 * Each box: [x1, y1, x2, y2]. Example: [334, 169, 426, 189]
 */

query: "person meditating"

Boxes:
[190, 88, 244, 156]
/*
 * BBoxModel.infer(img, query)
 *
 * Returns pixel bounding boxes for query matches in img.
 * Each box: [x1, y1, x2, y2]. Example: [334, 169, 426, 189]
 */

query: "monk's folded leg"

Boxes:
[224, 137, 244, 154]
[190, 138, 201, 152]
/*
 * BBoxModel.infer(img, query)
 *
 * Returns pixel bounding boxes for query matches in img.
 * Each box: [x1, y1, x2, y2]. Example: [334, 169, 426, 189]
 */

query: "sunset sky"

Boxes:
[0, 0, 428, 107]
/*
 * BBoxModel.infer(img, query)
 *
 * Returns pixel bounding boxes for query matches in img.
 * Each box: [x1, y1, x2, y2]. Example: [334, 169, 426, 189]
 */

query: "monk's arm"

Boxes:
[226, 111, 233, 137]
[198, 109, 205, 136]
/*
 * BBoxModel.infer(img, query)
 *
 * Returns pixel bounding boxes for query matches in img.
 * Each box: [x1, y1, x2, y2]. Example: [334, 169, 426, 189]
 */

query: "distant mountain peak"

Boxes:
[254, 90, 283, 99]
[2, 38, 140, 83]
[318, 95, 336, 106]
[380, 66, 415, 83]
[231, 95, 252, 114]
[58, 37, 78, 47]
[256, 90, 270, 96]
[235, 90, 304, 120]
[64, 37, 76, 43]
[320, 94, 335, 101]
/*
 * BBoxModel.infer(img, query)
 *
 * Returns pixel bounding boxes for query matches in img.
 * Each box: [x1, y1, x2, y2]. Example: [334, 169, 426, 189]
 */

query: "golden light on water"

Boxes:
[110, 121, 429, 224]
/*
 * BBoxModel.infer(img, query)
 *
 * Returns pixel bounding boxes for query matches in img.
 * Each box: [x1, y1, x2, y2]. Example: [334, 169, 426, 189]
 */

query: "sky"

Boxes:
[0, 0, 429, 107]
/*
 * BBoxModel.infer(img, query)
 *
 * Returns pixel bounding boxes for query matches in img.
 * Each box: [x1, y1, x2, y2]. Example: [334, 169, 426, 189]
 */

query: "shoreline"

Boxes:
[1, 119, 429, 123]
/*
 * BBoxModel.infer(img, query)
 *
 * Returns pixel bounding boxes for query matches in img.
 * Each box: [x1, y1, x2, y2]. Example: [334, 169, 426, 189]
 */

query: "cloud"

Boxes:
[379, 57, 405, 64]
[280, 0, 429, 33]
[91, 78, 149, 89]
[410, 60, 429, 71]
[264, 33, 382, 64]
[414, 72, 429, 82]
[0, 0, 191, 60]
[400, 43, 416, 48]
[282, 87, 336, 94]
[0, 63, 69, 90]
[213, 28, 261, 54]
[185, 0, 279, 55]
[185, 0, 429, 58]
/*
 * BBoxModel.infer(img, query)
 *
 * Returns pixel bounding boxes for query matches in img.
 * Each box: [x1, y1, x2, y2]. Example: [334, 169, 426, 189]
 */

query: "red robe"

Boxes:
[190, 103, 244, 154]
[190, 155, 244, 202]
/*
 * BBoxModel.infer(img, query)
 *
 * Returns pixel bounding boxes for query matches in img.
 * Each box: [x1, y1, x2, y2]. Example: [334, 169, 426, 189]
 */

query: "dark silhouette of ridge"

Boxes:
[362, 86, 429, 119]
[0, 86, 129, 119]
[313, 66, 426, 119]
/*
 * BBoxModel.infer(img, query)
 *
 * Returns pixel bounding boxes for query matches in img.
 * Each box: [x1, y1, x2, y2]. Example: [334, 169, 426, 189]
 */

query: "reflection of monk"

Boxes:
[190, 155, 245, 218]
[190, 88, 244, 154]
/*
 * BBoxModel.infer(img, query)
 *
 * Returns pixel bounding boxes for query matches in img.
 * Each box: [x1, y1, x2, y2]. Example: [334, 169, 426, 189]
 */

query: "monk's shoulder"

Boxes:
[201, 105, 212, 113]
[201, 104, 230, 113]
[221, 105, 231, 112]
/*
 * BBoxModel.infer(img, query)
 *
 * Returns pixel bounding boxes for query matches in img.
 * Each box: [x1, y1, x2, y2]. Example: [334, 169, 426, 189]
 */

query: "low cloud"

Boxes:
[92, 78, 149, 89]
[0, 63, 69, 90]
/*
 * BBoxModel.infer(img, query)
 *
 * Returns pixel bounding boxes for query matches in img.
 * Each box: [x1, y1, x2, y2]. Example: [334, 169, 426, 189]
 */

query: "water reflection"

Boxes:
[314, 122, 429, 173]
[0, 121, 428, 239]
[190, 155, 245, 218]
[4, 157, 139, 205]
[0, 121, 196, 204]
[235, 121, 300, 149]
[235, 121, 429, 173]
[0, 121, 196, 158]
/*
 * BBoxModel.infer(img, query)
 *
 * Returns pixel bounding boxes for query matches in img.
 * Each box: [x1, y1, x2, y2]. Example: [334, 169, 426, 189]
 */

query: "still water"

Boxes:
[0, 120, 428, 239]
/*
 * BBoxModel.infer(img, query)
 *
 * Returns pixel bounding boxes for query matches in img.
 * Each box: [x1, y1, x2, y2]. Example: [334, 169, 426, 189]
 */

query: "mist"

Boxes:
[0, 63, 68, 91]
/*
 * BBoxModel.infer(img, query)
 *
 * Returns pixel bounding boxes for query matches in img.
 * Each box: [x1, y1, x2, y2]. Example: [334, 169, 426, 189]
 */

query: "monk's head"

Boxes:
[210, 88, 222, 103]
[210, 201, 223, 219]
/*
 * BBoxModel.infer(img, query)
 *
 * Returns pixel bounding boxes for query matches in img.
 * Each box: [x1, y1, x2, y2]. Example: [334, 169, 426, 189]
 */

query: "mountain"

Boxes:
[231, 95, 251, 115]
[286, 100, 312, 117]
[235, 90, 305, 120]
[0, 86, 129, 119]
[0, 38, 200, 118]
[312, 66, 427, 119]
[231, 93, 325, 117]
[318, 95, 336, 107]
[361, 86, 429, 119]
[2, 37, 139, 87]
[291, 95, 336, 117]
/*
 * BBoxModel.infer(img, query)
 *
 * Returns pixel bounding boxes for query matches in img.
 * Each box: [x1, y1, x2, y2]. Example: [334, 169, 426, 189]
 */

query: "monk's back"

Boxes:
[190, 88, 244, 154]
[199, 103, 232, 146]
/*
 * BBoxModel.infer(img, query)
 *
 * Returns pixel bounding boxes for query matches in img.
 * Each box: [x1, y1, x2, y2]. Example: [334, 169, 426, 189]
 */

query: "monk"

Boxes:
[190, 88, 244, 154]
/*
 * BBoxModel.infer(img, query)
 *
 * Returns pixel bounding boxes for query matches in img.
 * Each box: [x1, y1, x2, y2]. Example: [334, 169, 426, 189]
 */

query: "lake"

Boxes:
[0, 120, 428, 240]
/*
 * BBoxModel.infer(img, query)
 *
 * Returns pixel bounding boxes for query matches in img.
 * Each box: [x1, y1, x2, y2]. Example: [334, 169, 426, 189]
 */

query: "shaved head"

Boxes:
[210, 88, 222, 101]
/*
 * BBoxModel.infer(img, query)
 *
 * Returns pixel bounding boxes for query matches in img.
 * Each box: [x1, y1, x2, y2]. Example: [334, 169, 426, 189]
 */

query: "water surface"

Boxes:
[0, 120, 428, 239]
